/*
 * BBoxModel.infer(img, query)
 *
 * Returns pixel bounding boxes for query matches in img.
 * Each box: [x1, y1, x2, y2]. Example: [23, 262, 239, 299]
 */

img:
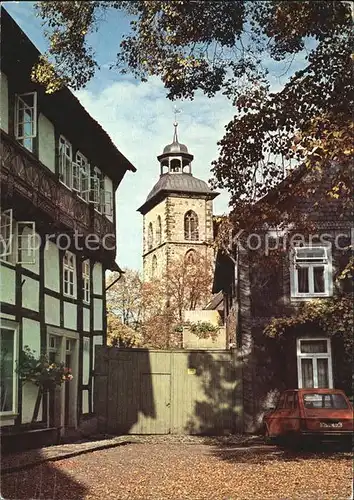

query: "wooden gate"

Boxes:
[94, 348, 243, 435]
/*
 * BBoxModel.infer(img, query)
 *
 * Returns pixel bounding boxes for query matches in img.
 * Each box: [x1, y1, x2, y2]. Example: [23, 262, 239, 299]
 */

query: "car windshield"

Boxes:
[303, 393, 349, 409]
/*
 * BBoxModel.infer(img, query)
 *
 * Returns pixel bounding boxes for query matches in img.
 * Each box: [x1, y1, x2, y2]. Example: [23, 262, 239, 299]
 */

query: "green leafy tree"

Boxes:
[33, 1, 352, 215]
[34, 1, 353, 357]
[106, 268, 143, 329]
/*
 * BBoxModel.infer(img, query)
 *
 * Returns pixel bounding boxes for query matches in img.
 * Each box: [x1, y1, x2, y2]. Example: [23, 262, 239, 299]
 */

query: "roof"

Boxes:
[163, 141, 189, 154]
[138, 173, 218, 214]
[1, 8, 136, 184]
[205, 291, 224, 311]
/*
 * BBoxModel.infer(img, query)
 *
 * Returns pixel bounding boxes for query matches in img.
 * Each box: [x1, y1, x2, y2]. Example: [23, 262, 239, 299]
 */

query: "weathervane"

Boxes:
[173, 104, 181, 126]
[173, 104, 181, 142]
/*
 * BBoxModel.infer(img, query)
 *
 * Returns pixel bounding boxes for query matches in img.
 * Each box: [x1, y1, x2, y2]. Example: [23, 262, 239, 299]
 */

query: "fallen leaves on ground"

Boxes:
[1, 440, 352, 499]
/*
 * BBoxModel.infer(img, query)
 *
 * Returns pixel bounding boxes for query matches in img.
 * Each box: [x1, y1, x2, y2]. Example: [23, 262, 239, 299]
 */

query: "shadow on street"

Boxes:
[1, 448, 88, 499]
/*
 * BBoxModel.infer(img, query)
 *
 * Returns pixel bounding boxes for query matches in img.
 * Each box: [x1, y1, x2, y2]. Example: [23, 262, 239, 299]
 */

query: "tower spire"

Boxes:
[173, 104, 181, 143]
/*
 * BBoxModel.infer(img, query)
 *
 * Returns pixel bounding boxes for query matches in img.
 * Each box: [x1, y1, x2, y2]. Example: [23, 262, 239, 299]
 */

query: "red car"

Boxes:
[263, 389, 353, 447]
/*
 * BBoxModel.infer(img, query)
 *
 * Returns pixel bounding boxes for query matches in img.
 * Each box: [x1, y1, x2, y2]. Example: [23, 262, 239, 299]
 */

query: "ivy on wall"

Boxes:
[264, 296, 353, 350]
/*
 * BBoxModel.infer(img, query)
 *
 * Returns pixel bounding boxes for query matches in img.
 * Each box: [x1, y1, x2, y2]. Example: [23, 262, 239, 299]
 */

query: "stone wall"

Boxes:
[143, 193, 215, 282]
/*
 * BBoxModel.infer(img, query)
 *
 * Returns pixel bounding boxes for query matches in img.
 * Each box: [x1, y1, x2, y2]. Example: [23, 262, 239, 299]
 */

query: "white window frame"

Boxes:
[0, 321, 19, 416]
[75, 152, 90, 201]
[0, 212, 37, 265]
[101, 187, 113, 216]
[59, 136, 73, 189]
[290, 244, 333, 299]
[14, 92, 37, 152]
[63, 250, 76, 298]
[296, 337, 333, 389]
[92, 167, 102, 211]
[82, 259, 90, 304]
[17, 222, 36, 265]
[0, 209, 14, 262]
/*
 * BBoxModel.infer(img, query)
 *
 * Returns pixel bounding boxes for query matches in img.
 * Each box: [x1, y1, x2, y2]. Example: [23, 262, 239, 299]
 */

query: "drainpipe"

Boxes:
[105, 263, 124, 292]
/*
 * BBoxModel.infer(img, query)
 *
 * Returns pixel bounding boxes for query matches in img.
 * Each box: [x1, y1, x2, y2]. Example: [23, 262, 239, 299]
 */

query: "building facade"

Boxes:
[0, 9, 135, 444]
[138, 123, 218, 281]
[213, 166, 353, 432]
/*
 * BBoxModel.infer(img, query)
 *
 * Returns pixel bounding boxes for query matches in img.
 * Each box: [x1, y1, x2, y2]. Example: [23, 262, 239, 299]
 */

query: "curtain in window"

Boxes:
[313, 266, 325, 293]
[300, 340, 328, 353]
[317, 358, 329, 387]
[301, 359, 314, 388]
[297, 266, 309, 293]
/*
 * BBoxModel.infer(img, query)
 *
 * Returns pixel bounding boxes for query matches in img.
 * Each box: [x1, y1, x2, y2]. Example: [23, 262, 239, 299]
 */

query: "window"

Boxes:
[152, 255, 157, 278]
[89, 169, 113, 216]
[0, 326, 18, 414]
[184, 210, 199, 241]
[291, 245, 332, 298]
[17, 222, 36, 265]
[156, 216, 162, 245]
[63, 250, 76, 298]
[48, 334, 61, 364]
[276, 393, 285, 409]
[0, 209, 14, 262]
[82, 259, 90, 303]
[303, 393, 348, 409]
[59, 136, 73, 188]
[297, 338, 333, 389]
[148, 223, 153, 250]
[75, 152, 90, 200]
[91, 167, 102, 211]
[15, 92, 37, 152]
[185, 249, 197, 265]
[0, 210, 36, 265]
[284, 392, 297, 409]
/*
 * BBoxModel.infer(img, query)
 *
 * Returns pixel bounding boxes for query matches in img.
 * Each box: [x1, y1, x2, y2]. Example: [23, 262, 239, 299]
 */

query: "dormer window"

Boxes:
[15, 92, 37, 152]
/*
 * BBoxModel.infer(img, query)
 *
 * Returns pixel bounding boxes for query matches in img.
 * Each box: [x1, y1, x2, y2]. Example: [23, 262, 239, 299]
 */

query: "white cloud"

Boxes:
[75, 77, 235, 270]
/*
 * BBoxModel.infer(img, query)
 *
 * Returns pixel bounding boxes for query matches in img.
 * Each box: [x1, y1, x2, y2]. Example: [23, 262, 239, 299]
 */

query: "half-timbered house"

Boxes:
[0, 9, 136, 448]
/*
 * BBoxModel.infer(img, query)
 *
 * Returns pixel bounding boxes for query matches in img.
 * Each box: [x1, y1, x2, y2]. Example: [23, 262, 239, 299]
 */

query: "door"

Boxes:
[139, 373, 171, 434]
[280, 392, 300, 434]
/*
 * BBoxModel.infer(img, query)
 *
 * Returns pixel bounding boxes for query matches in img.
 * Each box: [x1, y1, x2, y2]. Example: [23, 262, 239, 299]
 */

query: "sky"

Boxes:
[3, 2, 310, 271]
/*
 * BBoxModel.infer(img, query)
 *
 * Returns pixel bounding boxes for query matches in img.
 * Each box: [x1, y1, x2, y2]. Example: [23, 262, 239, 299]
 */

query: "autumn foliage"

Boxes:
[106, 253, 213, 348]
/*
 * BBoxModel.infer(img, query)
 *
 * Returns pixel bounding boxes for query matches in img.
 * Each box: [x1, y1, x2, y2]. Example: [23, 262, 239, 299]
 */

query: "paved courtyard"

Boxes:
[1, 438, 352, 499]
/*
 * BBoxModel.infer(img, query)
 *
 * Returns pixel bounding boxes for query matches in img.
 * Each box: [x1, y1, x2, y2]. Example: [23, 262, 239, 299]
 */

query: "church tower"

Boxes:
[138, 121, 218, 281]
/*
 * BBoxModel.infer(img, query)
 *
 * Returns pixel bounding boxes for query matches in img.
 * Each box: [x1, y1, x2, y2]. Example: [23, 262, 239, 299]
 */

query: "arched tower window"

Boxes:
[185, 249, 197, 265]
[184, 210, 199, 241]
[152, 255, 157, 277]
[156, 216, 162, 245]
[148, 222, 153, 250]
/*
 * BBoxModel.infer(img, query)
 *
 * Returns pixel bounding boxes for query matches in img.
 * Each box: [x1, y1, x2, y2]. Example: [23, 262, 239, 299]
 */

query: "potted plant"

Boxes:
[17, 346, 73, 423]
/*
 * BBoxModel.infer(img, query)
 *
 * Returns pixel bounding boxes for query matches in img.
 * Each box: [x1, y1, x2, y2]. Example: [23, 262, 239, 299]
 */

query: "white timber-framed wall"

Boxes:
[0, 64, 109, 434]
